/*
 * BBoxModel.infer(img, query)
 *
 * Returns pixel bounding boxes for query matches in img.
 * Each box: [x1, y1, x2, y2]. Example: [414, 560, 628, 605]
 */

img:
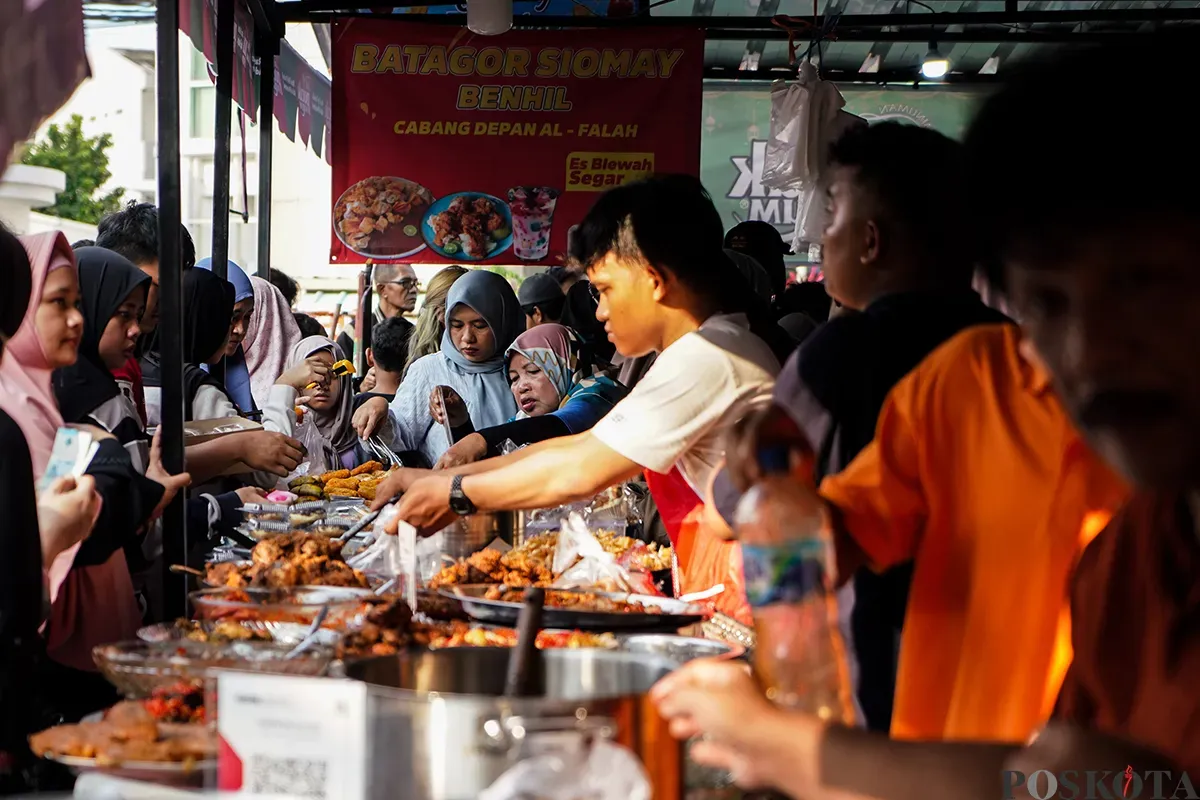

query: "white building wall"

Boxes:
[27, 22, 344, 288]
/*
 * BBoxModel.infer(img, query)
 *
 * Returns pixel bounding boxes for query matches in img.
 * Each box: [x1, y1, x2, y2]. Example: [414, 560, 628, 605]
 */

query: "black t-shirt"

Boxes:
[353, 391, 396, 412]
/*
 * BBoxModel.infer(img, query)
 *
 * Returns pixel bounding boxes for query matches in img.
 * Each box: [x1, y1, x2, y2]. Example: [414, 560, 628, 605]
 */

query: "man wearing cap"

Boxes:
[724, 219, 793, 305]
[517, 271, 567, 330]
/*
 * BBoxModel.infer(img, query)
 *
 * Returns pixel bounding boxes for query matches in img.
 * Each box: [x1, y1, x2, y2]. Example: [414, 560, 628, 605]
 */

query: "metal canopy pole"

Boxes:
[156, 0, 188, 619]
[212, 0, 234, 284]
[257, 33, 279, 280]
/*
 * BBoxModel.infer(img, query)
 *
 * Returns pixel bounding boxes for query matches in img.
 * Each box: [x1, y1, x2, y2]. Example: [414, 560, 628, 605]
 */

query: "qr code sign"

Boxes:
[246, 755, 328, 798]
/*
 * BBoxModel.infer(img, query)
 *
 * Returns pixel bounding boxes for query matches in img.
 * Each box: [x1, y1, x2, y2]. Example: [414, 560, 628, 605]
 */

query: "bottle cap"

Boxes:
[756, 444, 791, 475]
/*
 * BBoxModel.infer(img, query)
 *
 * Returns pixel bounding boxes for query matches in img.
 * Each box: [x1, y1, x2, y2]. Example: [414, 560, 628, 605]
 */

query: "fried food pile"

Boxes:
[428, 544, 554, 590]
[429, 195, 508, 258]
[484, 586, 667, 615]
[336, 176, 428, 253]
[205, 532, 369, 589]
[30, 701, 216, 766]
[287, 461, 393, 501]
[428, 531, 672, 589]
[335, 596, 617, 658]
[173, 618, 272, 643]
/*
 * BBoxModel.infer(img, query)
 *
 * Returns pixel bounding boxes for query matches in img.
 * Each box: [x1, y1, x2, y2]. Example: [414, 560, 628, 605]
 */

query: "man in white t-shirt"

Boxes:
[380, 176, 780, 557]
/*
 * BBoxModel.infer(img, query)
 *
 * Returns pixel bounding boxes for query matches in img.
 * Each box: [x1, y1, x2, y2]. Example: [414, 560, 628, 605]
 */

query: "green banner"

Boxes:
[701, 84, 982, 254]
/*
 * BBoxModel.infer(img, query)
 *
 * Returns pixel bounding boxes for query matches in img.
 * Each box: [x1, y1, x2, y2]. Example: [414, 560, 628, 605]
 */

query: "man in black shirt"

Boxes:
[756, 122, 1010, 732]
[354, 315, 409, 410]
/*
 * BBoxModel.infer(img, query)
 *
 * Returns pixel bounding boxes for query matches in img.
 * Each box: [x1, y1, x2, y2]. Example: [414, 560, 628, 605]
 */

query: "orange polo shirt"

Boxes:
[820, 324, 1128, 743]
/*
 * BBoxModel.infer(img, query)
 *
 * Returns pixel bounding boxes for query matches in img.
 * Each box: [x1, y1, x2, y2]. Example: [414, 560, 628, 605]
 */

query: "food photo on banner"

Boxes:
[330, 22, 704, 265]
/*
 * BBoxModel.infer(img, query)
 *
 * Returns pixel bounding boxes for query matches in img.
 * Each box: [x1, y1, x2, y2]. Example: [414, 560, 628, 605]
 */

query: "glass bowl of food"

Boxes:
[188, 586, 376, 640]
[92, 639, 335, 698]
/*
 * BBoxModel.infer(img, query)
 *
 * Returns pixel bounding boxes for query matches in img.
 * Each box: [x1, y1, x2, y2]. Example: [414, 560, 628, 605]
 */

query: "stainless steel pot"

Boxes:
[343, 647, 683, 800]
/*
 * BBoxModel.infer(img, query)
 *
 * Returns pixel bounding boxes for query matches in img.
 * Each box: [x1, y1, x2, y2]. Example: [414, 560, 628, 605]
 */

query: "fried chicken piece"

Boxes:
[262, 560, 299, 588]
[320, 469, 351, 482]
[325, 476, 362, 490]
[297, 534, 342, 560]
[250, 539, 284, 569]
[448, 196, 470, 215]
[351, 460, 382, 476]
[485, 213, 506, 233]
[103, 702, 158, 743]
[472, 197, 494, 215]
[204, 561, 246, 588]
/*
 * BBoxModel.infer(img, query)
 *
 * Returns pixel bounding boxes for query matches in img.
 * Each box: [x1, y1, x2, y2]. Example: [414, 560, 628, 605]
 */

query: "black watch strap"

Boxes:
[449, 474, 477, 516]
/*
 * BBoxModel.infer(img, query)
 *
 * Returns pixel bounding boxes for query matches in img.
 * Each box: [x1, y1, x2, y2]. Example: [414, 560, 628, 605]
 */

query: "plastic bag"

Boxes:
[552, 513, 655, 595]
[764, 61, 848, 192]
[285, 412, 331, 486]
[675, 506, 752, 626]
[345, 506, 418, 606]
[479, 739, 651, 800]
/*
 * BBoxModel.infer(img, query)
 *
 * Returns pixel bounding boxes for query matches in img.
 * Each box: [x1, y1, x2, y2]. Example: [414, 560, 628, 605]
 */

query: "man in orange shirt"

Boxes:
[653, 33, 1199, 798]
[726, 323, 1126, 743]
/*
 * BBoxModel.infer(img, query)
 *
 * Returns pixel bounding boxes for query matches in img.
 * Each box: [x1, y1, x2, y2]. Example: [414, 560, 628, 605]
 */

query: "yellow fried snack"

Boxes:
[358, 484, 377, 502]
[324, 477, 362, 490]
[320, 469, 351, 483]
[296, 484, 323, 498]
[323, 487, 360, 498]
[351, 460, 383, 477]
[288, 475, 318, 489]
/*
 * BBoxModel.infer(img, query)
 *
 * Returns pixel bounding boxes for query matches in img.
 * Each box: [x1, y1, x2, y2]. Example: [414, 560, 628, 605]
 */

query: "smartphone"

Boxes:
[434, 386, 457, 444]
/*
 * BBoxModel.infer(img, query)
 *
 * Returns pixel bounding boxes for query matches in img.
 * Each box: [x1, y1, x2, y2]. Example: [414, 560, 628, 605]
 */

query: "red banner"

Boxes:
[330, 21, 703, 265]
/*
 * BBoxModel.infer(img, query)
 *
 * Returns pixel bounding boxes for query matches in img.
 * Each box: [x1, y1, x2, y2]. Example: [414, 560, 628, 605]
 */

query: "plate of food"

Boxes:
[422, 192, 512, 261]
[32, 701, 216, 786]
[441, 585, 706, 632]
[334, 176, 434, 259]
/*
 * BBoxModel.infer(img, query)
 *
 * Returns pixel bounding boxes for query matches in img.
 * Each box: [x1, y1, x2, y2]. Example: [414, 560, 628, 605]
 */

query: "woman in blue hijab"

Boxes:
[195, 257, 255, 413]
[353, 269, 522, 467]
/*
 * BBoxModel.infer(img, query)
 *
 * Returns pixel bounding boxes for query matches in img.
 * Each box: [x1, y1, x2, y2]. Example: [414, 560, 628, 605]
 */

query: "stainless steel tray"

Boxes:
[441, 585, 705, 632]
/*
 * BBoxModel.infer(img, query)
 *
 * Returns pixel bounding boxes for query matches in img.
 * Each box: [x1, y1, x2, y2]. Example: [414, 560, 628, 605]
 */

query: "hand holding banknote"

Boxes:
[37, 474, 102, 564]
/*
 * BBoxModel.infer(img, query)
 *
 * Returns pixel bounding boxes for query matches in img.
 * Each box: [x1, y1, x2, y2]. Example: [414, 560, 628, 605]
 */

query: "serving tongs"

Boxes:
[285, 604, 331, 659]
[504, 587, 546, 698]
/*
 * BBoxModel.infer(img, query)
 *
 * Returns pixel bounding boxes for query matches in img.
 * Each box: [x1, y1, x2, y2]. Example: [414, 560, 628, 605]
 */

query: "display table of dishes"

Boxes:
[29, 496, 751, 798]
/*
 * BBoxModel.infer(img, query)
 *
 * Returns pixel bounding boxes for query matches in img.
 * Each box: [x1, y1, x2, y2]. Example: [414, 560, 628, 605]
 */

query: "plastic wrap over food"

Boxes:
[552, 513, 655, 595]
[479, 739, 651, 800]
[291, 414, 331, 480]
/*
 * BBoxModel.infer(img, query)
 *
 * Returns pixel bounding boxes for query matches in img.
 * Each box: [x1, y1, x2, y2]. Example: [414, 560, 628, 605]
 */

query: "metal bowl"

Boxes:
[92, 639, 333, 698]
[617, 634, 745, 664]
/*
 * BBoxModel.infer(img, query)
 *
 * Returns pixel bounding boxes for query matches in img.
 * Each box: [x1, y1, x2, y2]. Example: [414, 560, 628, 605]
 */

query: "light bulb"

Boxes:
[467, 0, 513, 35]
[921, 42, 949, 79]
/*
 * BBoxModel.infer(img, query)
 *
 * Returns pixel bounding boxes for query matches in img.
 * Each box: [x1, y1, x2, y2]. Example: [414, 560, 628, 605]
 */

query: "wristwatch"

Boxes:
[448, 474, 477, 516]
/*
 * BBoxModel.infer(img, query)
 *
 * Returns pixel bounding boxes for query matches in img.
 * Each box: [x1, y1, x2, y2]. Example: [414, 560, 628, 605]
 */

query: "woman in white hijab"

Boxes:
[243, 276, 303, 409]
[353, 269, 522, 467]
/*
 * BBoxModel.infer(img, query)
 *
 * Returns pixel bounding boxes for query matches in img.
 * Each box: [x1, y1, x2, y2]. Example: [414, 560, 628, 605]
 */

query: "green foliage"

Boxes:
[21, 114, 126, 224]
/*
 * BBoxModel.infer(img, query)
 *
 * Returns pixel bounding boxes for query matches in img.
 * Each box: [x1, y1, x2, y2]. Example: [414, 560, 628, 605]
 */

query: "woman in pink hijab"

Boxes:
[242, 275, 303, 410]
[0, 232, 147, 719]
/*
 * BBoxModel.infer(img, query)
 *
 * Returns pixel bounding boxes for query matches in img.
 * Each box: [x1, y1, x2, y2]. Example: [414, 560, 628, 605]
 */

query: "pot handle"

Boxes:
[478, 713, 617, 755]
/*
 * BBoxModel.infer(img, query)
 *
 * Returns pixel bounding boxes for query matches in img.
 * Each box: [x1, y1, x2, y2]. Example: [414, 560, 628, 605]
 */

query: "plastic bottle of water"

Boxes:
[734, 455, 856, 724]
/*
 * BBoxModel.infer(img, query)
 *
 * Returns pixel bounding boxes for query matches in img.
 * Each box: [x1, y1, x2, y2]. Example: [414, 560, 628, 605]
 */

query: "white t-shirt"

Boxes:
[592, 313, 780, 496]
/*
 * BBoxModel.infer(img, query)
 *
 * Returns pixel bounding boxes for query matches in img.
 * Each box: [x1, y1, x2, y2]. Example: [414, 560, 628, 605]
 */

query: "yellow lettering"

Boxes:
[573, 47, 600, 78]
[500, 86, 521, 108]
[479, 86, 500, 109]
[487, 122, 501, 136]
[558, 47, 573, 78]
[392, 119, 406, 134]
[521, 86, 546, 110]
[535, 48, 559, 78]
[505, 48, 531, 77]
[401, 45, 428, 74]
[474, 121, 488, 135]
[376, 44, 404, 73]
[457, 84, 480, 109]
[449, 47, 475, 76]
[629, 49, 655, 78]
[657, 49, 684, 78]
[420, 46, 448, 75]
[476, 46, 504, 77]
[352, 44, 379, 72]
[599, 49, 631, 78]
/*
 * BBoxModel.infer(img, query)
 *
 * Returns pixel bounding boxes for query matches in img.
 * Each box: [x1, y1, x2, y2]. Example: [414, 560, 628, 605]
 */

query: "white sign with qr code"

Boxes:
[217, 673, 368, 800]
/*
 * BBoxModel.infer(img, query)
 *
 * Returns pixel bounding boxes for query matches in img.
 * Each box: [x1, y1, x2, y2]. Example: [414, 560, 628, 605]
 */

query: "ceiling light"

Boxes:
[980, 55, 1000, 75]
[921, 42, 949, 79]
[860, 53, 881, 73]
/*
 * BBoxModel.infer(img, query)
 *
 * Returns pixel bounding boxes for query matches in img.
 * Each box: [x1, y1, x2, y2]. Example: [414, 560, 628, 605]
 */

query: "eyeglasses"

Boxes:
[376, 278, 419, 292]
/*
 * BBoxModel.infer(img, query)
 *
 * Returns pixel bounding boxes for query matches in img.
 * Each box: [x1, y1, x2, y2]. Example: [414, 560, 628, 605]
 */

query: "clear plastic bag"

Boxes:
[286, 412, 331, 485]
[552, 513, 655, 595]
[764, 60, 848, 192]
[345, 506, 418, 606]
[479, 739, 651, 800]
[763, 79, 809, 191]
